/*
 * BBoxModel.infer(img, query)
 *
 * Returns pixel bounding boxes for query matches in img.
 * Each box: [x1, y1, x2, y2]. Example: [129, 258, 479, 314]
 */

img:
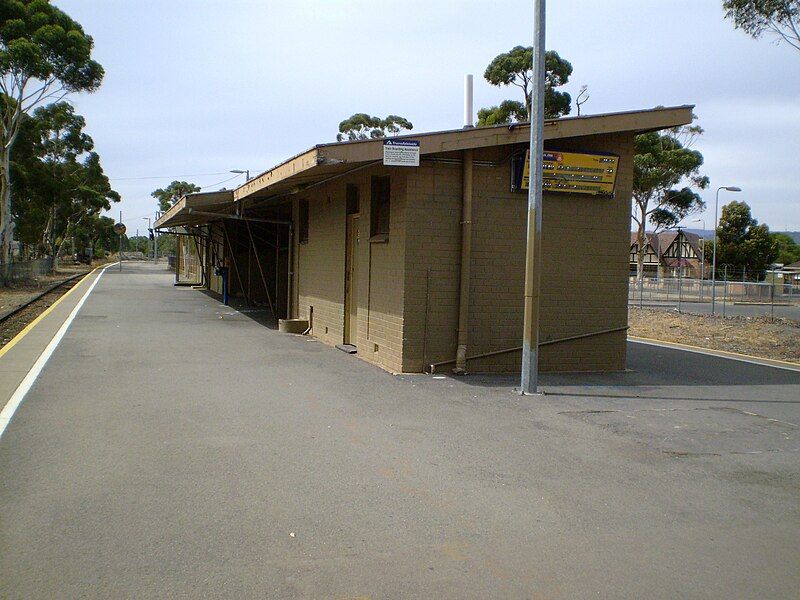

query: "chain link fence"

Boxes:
[629, 275, 800, 321]
[0, 258, 54, 283]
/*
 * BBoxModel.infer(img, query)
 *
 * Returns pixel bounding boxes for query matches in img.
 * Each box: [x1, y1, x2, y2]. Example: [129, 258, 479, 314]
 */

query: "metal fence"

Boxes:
[0, 257, 54, 283]
[629, 276, 800, 321]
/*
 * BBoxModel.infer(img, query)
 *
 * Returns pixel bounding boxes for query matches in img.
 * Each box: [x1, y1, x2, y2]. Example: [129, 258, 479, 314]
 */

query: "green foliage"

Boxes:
[151, 181, 201, 212]
[73, 213, 115, 255]
[723, 0, 800, 50]
[157, 232, 176, 256]
[336, 113, 413, 141]
[480, 46, 573, 123]
[771, 232, 800, 264]
[0, 0, 104, 274]
[477, 100, 527, 127]
[0, 1, 104, 94]
[10, 100, 119, 258]
[716, 201, 778, 276]
[631, 120, 709, 280]
[125, 235, 149, 253]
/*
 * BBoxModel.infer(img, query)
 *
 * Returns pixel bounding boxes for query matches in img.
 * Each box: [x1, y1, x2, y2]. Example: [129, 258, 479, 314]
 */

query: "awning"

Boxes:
[154, 190, 234, 229]
[232, 105, 695, 208]
[156, 105, 695, 224]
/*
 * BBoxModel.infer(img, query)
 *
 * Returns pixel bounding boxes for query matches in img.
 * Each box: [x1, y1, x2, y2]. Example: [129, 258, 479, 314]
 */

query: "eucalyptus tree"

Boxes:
[480, 46, 573, 124]
[724, 0, 799, 51]
[632, 120, 710, 282]
[716, 200, 778, 277]
[0, 0, 103, 277]
[11, 101, 118, 262]
[336, 113, 413, 141]
[151, 180, 201, 212]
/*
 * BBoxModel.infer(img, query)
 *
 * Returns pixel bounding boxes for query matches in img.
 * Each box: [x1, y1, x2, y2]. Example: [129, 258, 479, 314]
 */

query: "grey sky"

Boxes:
[54, 0, 800, 234]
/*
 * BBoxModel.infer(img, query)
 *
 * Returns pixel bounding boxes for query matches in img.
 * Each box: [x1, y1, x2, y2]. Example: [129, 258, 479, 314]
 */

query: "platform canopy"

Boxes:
[231, 105, 694, 210]
[154, 190, 234, 229]
[156, 105, 695, 226]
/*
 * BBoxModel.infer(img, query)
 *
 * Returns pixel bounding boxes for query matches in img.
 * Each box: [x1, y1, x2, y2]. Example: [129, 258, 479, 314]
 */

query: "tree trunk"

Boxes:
[634, 201, 647, 286]
[54, 214, 84, 272]
[0, 146, 13, 283]
[54, 217, 73, 271]
[636, 227, 646, 285]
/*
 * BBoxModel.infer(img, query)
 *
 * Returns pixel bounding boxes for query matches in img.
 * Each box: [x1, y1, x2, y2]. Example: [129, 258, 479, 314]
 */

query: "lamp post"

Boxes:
[231, 169, 250, 181]
[711, 186, 742, 315]
[142, 217, 151, 260]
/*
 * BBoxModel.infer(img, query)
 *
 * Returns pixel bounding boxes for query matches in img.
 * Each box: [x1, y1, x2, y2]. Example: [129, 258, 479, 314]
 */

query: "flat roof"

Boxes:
[156, 105, 694, 229]
[155, 190, 233, 229]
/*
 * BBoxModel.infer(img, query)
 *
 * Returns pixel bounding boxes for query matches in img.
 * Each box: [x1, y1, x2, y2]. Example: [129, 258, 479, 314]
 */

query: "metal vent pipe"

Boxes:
[464, 74, 474, 128]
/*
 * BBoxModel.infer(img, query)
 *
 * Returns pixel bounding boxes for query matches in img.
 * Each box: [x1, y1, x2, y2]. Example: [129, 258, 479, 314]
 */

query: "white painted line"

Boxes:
[629, 338, 800, 373]
[0, 264, 112, 439]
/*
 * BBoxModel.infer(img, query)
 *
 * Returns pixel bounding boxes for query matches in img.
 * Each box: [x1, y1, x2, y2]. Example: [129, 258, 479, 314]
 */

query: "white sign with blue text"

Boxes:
[383, 139, 420, 167]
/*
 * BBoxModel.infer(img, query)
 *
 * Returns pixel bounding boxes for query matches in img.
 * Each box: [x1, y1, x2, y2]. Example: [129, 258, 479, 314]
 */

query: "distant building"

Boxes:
[778, 260, 800, 287]
[630, 230, 705, 278]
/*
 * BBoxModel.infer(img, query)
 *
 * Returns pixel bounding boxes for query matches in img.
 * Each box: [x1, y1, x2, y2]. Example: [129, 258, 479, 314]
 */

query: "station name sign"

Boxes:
[515, 150, 619, 196]
[383, 139, 420, 167]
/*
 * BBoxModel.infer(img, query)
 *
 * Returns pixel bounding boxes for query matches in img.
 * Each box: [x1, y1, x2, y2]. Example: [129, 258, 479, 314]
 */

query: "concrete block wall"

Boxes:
[296, 191, 347, 348]
[294, 167, 407, 372]
[402, 132, 634, 373]
[401, 157, 463, 372]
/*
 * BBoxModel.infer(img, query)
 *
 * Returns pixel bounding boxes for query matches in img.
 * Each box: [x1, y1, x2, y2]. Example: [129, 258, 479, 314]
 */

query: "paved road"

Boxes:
[2, 262, 799, 599]
[631, 298, 800, 320]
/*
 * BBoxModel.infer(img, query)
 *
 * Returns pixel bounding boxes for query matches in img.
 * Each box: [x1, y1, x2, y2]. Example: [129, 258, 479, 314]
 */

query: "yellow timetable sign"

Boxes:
[521, 150, 619, 195]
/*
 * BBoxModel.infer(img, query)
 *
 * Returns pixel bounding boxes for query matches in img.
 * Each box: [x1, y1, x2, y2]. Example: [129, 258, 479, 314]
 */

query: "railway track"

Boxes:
[0, 271, 88, 347]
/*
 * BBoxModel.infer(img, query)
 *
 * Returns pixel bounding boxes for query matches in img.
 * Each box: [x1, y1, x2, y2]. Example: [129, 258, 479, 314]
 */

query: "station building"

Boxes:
[156, 105, 693, 374]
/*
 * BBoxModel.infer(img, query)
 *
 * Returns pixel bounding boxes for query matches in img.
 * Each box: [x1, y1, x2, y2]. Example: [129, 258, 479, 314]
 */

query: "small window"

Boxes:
[370, 176, 390, 239]
[299, 199, 309, 244]
[346, 184, 360, 215]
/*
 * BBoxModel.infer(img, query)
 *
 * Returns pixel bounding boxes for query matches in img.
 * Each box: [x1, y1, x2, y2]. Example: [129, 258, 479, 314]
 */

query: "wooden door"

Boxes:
[344, 214, 360, 345]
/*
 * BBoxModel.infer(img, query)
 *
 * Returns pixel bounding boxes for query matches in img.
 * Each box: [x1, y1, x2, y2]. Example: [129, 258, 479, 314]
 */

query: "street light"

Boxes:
[142, 217, 153, 262]
[231, 169, 250, 181]
[711, 186, 742, 314]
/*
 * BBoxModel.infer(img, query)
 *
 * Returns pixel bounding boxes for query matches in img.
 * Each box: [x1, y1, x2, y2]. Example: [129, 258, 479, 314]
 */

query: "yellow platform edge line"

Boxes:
[628, 335, 800, 370]
[0, 267, 100, 360]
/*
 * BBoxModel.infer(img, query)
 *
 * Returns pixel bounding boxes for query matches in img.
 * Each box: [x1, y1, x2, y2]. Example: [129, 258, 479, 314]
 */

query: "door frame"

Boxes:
[343, 213, 360, 345]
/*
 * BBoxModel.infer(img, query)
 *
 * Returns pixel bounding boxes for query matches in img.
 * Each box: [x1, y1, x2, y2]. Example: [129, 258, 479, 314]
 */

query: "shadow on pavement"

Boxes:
[420, 341, 800, 393]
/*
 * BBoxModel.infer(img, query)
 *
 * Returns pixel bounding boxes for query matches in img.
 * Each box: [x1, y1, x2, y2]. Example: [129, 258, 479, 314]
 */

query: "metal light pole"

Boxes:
[520, 0, 546, 395]
[143, 217, 152, 260]
[117, 210, 123, 272]
[231, 169, 250, 181]
[711, 186, 742, 315]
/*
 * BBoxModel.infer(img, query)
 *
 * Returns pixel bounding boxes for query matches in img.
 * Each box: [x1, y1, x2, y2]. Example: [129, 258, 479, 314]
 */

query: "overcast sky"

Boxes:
[54, 0, 800, 235]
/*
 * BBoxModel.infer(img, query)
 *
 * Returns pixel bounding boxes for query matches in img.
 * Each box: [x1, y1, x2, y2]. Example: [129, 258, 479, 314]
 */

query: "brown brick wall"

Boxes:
[402, 133, 633, 373]
[294, 167, 407, 372]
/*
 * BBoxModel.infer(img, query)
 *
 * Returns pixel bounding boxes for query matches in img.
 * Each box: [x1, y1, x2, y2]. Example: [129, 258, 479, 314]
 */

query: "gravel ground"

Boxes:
[628, 306, 800, 364]
[0, 265, 93, 348]
[0, 265, 91, 315]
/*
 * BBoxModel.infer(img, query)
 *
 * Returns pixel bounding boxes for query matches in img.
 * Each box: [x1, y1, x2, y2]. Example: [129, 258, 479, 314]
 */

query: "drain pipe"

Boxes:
[431, 325, 630, 373]
[454, 147, 474, 374]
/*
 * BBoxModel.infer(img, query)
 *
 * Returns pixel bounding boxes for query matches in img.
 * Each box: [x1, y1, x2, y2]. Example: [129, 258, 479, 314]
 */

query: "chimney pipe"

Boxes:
[463, 74, 474, 128]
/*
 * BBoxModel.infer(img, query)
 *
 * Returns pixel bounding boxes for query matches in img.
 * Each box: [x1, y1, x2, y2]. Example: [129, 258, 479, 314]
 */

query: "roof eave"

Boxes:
[232, 105, 695, 203]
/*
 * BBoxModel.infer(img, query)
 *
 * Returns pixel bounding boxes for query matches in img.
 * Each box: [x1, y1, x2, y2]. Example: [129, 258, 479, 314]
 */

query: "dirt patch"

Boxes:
[0, 265, 91, 317]
[628, 307, 800, 364]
